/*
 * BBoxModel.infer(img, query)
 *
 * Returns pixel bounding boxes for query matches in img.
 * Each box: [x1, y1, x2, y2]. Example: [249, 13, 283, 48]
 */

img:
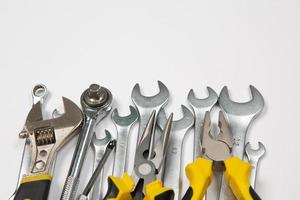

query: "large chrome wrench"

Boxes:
[90, 131, 112, 200]
[245, 142, 266, 188]
[158, 105, 194, 200]
[187, 87, 218, 159]
[218, 85, 264, 200]
[112, 106, 138, 177]
[131, 81, 169, 144]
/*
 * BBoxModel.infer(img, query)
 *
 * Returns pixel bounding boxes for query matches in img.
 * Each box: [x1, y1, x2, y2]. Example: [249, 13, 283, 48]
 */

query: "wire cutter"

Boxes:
[182, 111, 261, 200]
[104, 110, 175, 200]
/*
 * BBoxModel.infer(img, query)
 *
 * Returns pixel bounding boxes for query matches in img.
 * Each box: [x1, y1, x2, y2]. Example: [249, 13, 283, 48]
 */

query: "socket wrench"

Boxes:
[60, 84, 112, 200]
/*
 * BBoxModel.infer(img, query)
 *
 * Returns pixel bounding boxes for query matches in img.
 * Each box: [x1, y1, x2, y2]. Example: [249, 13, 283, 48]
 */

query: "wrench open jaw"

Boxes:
[158, 105, 194, 200]
[245, 142, 266, 188]
[131, 81, 169, 143]
[111, 106, 138, 178]
[187, 87, 218, 159]
[14, 86, 83, 200]
[90, 130, 113, 200]
[218, 85, 264, 200]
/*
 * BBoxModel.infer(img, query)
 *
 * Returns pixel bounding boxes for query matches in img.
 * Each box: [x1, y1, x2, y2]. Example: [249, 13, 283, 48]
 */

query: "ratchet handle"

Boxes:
[14, 174, 52, 200]
[103, 173, 135, 200]
[224, 157, 261, 200]
[182, 158, 213, 200]
[144, 179, 174, 200]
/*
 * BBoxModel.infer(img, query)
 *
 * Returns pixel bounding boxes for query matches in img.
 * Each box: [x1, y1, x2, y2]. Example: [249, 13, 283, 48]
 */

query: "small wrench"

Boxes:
[131, 81, 169, 156]
[79, 139, 116, 200]
[245, 142, 266, 189]
[218, 85, 264, 200]
[158, 105, 194, 200]
[111, 106, 138, 177]
[187, 87, 218, 159]
[61, 84, 112, 200]
[90, 130, 112, 200]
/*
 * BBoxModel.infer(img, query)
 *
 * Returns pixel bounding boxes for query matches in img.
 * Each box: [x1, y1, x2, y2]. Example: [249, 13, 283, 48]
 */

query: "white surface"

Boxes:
[0, 0, 299, 199]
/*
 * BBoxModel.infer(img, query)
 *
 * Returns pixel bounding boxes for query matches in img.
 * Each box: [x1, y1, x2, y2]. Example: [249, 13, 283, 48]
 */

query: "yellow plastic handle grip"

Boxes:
[184, 158, 213, 200]
[144, 180, 174, 200]
[106, 173, 135, 200]
[224, 157, 253, 200]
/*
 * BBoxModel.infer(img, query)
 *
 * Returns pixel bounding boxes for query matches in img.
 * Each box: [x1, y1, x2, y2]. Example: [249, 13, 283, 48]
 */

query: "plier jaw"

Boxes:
[202, 111, 233, 162]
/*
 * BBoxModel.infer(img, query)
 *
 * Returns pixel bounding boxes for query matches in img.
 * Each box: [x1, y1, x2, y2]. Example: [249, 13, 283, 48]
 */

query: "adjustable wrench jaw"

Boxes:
[22, 97, 83, 176]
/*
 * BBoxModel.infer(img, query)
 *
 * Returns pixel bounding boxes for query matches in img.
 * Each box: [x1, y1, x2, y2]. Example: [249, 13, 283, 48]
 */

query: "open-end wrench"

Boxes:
[61, 84, 112, 200]
[90, 130, 112, 200]
[218, 85, 264, 200]
[158, 105, 194, 200]
[245, 142, 266, 189]
[131, 81, 169, 157]
[187, 87, 218, 160]
[9, 84, 48, 200]
[111, 106, 138, 177]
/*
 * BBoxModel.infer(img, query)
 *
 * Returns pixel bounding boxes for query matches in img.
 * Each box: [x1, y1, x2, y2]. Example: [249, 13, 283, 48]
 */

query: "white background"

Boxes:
[1, 0, 299, 199]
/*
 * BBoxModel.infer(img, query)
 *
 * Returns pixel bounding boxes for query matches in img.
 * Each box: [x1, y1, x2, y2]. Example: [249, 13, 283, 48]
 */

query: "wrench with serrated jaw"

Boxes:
[187, 87, 218, 160]
[131, 81, 169, 145]
[112, 106, 138, 178]
[90, 130, 112, 200]
[158, 105, 194, 200]
[245, 142, 266, 189]
[9, 84, 48, 200]
[218, 85, 264, 200]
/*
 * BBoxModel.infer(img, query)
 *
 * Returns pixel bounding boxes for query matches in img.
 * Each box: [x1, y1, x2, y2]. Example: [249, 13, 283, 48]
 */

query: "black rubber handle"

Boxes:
[250, 186, 262, 200]
[14, 178, 51, 200]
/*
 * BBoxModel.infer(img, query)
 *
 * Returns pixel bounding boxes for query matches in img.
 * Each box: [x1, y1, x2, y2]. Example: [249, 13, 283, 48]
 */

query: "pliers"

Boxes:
[183, 111, 262, 200]
[103, 110, 175, 200]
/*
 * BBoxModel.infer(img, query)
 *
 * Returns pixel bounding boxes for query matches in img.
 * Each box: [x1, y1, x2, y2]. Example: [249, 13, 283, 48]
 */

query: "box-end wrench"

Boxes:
[158, 105, 194, 200]
[112, 106, 138, 177]
[61, 84, 112, 200]
[90, 130, 112, 200]
[187, 87, 218, 160]
[131, 81, 169, 158]
[218, 85, 264, 200]
[245, 142, 266, 189]
[9, 84, 48, 200]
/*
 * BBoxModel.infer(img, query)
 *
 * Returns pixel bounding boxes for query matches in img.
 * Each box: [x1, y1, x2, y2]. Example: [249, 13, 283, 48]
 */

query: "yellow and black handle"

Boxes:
[103, 173, 174, 200]
[183, 157, 261, 200]
[182, 158, 213, 200]
[14, 174, 52, 200]
[224, 157, 261, 200]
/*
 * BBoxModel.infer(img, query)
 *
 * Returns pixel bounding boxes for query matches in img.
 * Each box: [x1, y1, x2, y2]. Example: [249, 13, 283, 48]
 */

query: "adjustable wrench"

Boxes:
[218, 86, 264, 200]
[13, 85, 83, 200]
[158, 105, 194, 200]
[131, 81, 169, 151]
[9, 84, 48, 200]
[245, 142, 266, 188]
[61, 84, 112, 200]
[90, 131, 112, 200]
[111, 106, 138, 177]
[187, 87, 218, 159]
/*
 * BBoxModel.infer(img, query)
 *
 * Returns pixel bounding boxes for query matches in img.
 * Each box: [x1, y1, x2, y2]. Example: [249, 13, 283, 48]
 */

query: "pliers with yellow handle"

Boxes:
[182, 111, 262, 200]
[103, 111, 175, 200]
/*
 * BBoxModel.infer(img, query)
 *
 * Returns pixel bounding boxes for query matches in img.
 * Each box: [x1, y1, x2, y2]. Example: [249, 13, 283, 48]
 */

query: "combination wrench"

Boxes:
[90, 131, 112, 200]
[111, 106, 138, 177]
[61, 84, 112, 200]
[245, 142, 266, 189]
[158, 105, 194, 200]
[131, 81, 169, 158]
[218, 85, 264, 200]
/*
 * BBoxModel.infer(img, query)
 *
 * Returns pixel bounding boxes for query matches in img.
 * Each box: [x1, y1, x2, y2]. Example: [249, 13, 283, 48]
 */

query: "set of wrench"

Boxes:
[9, 81, 266, 200]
